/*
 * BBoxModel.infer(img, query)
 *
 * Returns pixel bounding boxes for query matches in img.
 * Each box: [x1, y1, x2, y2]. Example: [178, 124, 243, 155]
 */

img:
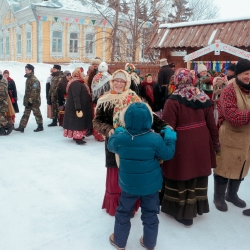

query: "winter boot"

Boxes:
[85, 128, 93, 137]
[34, 123, 44, 132]
[140, 237, 155, 250]
[14, 126, 24, 133]
[75, 139, 86, 145]
[5, 123, 13, 135]
[109, 234, 125, 250]
[225, 179, 246, 208]
[0, 127, 6, 136]
[243, 209, 250, 216]
[213, 174, 228, 212]
[48, 119, 57, 127]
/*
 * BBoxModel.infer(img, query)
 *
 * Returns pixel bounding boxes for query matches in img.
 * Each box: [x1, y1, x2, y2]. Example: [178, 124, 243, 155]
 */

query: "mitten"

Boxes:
[161, 126, 177, 143]
[115, 127, 126, 133]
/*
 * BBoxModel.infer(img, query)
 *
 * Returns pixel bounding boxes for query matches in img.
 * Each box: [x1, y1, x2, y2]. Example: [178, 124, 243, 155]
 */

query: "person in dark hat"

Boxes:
[227, 63, 236, 81]
[14, 64, 43, 133]
[214, 59, 250, 213]
[48, 64, 63, 126]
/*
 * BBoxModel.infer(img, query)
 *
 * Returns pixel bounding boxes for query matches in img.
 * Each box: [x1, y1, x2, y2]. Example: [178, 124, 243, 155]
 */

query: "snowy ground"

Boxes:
[0, 62, 250, 250]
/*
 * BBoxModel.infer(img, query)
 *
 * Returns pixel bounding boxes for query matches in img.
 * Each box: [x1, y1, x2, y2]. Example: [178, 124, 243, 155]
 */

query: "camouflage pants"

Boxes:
[0, 113, 8, 127]
[51, 95, 59, 119]
[20, 106, 43, 128]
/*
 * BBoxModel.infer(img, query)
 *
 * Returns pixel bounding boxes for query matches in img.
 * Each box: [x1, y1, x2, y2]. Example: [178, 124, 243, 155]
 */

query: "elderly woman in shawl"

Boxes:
[63, 67, 92, 145]
[93, 69, 166, 216]
[161, 68, 220, 227]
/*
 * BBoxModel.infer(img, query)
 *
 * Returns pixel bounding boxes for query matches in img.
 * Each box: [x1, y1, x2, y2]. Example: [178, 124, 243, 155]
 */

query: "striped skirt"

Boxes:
[161, 176, 209, 220]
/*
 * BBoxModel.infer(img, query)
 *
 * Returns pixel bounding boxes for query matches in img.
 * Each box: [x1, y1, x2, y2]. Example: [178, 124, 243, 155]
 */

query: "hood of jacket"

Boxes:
[124, 102, 153, 135]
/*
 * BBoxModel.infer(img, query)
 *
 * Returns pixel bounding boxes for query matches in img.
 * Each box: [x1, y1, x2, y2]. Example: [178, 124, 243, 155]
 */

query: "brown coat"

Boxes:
[214, 81, 250, 179]
[161, 99, 219, 181]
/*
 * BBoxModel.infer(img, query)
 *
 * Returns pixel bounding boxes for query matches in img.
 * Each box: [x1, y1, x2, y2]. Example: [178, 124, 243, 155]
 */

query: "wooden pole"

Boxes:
[187, 60, 191, 70]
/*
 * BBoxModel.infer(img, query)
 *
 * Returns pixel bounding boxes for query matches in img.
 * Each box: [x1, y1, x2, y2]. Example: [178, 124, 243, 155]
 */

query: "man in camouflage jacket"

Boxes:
[48, 64, 63, 127]
[0, 71, 13, 135]
[14, 64, 43, 133]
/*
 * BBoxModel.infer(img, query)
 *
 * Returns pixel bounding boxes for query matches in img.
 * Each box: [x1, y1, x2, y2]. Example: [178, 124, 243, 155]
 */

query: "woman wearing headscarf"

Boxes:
[93, 69, 166, 216]
[161, 68, 220, 227]
[125, 63, 141, 96]
[63, 67, 92, 145]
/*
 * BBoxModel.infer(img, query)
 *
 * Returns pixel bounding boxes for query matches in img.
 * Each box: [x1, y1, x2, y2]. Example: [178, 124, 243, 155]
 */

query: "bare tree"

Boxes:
[187, 0, 219, 21]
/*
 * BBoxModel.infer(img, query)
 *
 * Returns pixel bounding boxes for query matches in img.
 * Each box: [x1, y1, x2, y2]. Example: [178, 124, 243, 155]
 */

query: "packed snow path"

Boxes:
[0, 62, 249, 250]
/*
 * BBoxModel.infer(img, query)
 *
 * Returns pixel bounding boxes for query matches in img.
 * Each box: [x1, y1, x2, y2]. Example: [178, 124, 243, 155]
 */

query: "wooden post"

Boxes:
[187, 60, 191, 70]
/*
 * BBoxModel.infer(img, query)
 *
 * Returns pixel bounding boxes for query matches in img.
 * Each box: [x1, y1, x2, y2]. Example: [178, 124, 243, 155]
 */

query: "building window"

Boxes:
[126, 39, 133, 58]
[0, 38, 3, 56]
[69, 33, 78, 53]
[6, 36, 10, 55]
[26, 32, 32, 53]
[85, 33, 95, 54]
[52, 31, 62, 53]
[17, 34, 22, 54]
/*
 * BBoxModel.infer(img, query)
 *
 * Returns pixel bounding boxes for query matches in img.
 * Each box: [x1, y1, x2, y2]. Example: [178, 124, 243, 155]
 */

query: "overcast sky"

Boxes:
[217, 0, 250, 19]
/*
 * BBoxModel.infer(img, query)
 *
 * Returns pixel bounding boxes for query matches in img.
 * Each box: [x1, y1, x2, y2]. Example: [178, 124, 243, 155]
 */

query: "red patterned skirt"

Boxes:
[63, 129, 87, 140]
[102, 168, 140, 216]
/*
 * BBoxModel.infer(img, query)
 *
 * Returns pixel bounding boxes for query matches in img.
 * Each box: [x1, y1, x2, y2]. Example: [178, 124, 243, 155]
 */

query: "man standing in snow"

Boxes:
[48, 64, 63, 127]
[0, 70, 13, 136]
[14, 64, 43, 133]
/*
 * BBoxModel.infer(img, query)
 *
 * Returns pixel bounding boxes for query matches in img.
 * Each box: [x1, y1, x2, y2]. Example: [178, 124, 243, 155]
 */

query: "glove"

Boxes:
[115, 127, 126, 133]
[161, 126, 177, 143]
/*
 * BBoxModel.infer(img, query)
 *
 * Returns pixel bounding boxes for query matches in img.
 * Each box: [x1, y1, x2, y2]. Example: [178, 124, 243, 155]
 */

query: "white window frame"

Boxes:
[25, 23, 32, 59]
[84, 27, 96, 59]
[50, 22, 64, 60]
[68, 24, 80, 60]
[126, 38, 133, 60]
[0, 32, 3, 59]
[17, 34, 22, 54]
[3, 29, 10, 59]
[6, 36, 10, 56]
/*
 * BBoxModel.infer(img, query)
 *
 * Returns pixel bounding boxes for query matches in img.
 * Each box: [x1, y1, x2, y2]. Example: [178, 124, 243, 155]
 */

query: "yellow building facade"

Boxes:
[0, 0, 114, 63]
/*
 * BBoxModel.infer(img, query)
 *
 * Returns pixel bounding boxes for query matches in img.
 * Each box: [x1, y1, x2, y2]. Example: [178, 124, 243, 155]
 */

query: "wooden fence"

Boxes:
[107, 62, 161, 81]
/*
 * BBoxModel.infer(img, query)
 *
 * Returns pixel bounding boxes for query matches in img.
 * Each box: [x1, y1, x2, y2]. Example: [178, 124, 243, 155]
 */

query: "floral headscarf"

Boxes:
[171, 68, 211, 106]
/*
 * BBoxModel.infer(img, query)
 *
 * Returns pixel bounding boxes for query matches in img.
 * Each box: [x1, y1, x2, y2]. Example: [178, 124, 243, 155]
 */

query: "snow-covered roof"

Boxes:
[160, 16, 250, 29]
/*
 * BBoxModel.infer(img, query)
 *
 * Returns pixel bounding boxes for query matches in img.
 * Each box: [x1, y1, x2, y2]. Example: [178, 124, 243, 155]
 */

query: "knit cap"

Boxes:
[235, 59, 250, 75]
[197, 64, 207, 74]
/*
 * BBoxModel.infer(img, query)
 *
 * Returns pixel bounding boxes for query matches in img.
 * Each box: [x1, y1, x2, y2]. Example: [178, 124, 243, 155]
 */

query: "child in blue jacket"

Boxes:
[108, 102, 176, 250]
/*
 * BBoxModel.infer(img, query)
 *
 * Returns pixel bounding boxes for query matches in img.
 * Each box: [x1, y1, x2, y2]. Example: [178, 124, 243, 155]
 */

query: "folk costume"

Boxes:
[161, 68, 220, 226]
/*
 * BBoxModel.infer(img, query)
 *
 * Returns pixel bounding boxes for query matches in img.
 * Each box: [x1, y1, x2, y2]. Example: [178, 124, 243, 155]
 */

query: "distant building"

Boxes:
[0, 0, 115, 63]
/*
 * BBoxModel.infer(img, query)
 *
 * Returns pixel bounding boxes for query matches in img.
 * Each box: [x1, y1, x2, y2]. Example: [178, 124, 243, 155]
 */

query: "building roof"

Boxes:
[149, 17, 250, 49]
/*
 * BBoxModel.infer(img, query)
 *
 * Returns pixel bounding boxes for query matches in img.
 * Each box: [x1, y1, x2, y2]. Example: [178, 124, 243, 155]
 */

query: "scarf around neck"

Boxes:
[170, 84, 212, 109]
[236, 77, 250, 91]
[96, 89, 141, 128]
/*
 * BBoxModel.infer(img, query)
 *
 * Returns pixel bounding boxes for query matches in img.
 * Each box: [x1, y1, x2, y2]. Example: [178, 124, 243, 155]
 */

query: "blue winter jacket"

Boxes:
[108, 102, 176, 196]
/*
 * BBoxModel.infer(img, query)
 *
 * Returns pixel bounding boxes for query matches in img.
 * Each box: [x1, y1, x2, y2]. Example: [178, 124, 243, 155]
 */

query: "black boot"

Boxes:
[225, 179, 246, 208]
[75, 139, 86, 145]
[243, 209, 250, 216]
[48, 119, 57, 127]
[214, 174, 228, 212]
[85, 128, 93, 137]
[5, 123, 13, 135]
[0, 127, 6, 136]
[14, 126, 24, 133]
[34, 123, 44, 132]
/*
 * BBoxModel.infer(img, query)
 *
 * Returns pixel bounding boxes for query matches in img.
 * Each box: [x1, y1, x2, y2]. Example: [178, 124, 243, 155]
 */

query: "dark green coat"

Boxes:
[23, 73, 41, 108]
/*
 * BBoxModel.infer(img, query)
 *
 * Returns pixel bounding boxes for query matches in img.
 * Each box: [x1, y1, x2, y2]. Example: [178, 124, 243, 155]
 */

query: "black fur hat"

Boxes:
[25, 64, 35, 72]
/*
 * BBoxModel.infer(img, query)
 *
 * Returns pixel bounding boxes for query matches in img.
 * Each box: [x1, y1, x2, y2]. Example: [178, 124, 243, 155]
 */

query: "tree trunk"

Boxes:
[111, 0, 120, 61]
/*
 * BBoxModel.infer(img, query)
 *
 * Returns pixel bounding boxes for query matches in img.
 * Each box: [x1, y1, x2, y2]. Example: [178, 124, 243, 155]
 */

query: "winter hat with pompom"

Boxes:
[197, 64, 207, 74]
[98, 62, 108, 72]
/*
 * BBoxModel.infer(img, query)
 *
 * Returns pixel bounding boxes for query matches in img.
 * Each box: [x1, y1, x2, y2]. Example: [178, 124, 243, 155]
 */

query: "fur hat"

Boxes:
[235, 59, 250, 75]
[197, 64, 207, 74]
[160, 58, 168, 67]
[25, 64, 34, 72]
[63, 70, 71, 76]
[53, 64, 61, 71]
[98, 62, 108, 72]
[91, 58, 102, 65]
[227, 63, 236, 72]
[3, 70, 9, 75]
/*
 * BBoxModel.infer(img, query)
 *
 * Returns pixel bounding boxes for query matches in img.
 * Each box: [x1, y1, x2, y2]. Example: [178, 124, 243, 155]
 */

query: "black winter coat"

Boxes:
[63, 81, 92, 131]
[7, 78, 19, 113]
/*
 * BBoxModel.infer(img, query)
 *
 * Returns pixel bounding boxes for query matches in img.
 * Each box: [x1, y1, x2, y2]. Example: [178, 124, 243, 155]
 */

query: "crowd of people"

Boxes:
[1, 57, 250, 250]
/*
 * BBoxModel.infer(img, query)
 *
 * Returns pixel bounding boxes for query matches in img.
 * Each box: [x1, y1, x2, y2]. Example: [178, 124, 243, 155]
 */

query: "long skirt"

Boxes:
[161, 176, 209, 220]
[63, 129, 87, 139]
[102, 168, 140, 216]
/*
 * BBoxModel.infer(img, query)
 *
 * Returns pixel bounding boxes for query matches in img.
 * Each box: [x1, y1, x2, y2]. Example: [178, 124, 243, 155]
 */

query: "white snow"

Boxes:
[158, 29, 169, 47]
[0, 61, 250, 250]
[160, 16, 250, 29]
[208, 29, 218, 45]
